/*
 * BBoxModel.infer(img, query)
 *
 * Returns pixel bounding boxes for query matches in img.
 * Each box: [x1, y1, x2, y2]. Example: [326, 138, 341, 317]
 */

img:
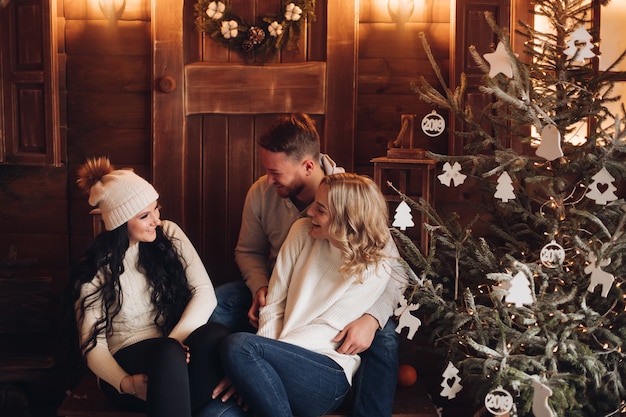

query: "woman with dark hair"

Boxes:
[68, 157, 231, 417]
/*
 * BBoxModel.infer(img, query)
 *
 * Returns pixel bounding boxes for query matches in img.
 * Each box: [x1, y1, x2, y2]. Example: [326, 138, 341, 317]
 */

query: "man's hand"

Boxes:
[247, 286, 268, 329]
[333, 314, 380, 355]
[212, 376, 236, 402]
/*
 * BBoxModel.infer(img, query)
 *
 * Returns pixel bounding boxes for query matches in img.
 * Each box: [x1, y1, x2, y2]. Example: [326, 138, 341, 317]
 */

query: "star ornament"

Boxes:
[484, 42, 518, 78]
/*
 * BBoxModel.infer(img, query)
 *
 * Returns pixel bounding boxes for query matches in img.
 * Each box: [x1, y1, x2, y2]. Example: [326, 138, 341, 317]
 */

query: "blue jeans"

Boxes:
[349, 319, 399, 417]
[220, 332, 350, 417]
[209, 280, 400, 417]
[209, 281, 256, 333]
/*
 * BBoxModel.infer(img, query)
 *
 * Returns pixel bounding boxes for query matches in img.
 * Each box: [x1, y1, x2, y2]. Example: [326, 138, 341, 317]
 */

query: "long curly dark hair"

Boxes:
[67, 223, 192, 355]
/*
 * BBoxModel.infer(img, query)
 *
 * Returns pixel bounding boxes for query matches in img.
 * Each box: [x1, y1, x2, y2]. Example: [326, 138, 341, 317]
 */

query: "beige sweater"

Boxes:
[257, 218, 404, 384]
[78, 220, 217, 392]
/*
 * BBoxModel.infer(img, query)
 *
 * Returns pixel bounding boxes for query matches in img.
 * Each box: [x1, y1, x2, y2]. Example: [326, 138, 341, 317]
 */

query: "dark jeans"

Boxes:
[98, 322, 229, 417]
[209, 280, 400, 417]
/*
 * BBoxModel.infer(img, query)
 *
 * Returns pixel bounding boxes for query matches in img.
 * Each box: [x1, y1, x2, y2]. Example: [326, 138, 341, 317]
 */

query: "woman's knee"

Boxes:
[186, 322, 231, 350]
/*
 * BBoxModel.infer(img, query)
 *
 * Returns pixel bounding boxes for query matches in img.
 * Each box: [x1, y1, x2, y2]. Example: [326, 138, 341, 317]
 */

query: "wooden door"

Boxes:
[152, 0, 357, 285]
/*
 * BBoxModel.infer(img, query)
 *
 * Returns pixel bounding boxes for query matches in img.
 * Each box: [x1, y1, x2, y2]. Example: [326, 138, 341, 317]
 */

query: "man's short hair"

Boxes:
[258, 113, 321, 162]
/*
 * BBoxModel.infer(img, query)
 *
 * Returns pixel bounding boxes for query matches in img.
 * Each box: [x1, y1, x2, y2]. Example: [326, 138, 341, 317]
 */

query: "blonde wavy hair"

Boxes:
[321, 173, 390, 282]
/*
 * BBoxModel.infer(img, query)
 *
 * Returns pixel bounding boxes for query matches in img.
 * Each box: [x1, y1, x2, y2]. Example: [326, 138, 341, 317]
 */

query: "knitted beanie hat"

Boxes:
[77, 157, 159, 231]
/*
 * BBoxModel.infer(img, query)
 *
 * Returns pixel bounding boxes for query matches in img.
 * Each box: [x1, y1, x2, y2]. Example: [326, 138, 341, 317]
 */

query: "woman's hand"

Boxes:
[121, 374, 148, 401]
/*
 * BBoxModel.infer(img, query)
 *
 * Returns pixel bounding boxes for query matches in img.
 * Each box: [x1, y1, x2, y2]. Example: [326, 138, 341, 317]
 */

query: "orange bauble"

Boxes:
[397, 364, 417, 387]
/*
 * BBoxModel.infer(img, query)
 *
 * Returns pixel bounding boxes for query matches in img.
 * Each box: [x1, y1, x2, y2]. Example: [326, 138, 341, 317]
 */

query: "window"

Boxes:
[0, 0, 60, 166]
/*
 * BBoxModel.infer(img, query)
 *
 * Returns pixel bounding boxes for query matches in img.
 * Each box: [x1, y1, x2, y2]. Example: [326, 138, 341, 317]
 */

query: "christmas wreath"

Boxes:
[194, 0, 316, 63]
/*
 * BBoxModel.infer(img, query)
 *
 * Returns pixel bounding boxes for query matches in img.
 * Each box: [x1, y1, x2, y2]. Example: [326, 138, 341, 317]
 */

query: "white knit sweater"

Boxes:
[257, 218, 402, 384]
[78, 220, 217, 392]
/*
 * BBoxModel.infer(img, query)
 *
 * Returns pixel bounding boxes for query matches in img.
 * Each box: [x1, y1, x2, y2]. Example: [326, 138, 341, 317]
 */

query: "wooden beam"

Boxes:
[185, 62, 327, 115]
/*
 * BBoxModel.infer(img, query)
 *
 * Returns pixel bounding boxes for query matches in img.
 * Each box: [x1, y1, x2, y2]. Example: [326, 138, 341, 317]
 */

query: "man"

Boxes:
[210, 113, 403, 417]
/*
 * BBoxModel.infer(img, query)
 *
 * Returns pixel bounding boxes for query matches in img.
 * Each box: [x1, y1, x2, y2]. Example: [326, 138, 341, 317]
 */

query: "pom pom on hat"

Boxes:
[77, 157, 159, 231]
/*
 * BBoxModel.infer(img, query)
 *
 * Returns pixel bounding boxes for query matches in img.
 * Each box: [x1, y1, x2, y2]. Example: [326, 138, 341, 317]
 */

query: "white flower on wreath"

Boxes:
[221, 20, 238, 39]
[285, 3, 302, 21]
[268, 21, 283, 37]
[206, 1, 225, 20]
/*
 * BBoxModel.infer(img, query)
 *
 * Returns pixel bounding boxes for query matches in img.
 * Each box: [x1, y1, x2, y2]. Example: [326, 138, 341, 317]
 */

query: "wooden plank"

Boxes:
[358, 58, 449, 95]
[63, 0, 150, 21]
[65, 20, 150, 56]
[324, 0, 357, 171]
[359, 0, 450, 24]
[67, 56, 150, 93]
[152, 0, 186, 227]
[184, 62, 327, 115]
[358, 23, 450, 59]
[67, 91, 150, 129]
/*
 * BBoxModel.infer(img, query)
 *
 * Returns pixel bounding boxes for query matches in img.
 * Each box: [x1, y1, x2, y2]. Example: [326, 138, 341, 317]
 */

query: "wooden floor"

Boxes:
[57, 373, 439, 417]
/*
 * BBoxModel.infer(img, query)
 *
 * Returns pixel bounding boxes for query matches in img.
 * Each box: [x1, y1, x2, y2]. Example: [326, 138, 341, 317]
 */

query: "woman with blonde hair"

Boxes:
[207, 172, 406, 417]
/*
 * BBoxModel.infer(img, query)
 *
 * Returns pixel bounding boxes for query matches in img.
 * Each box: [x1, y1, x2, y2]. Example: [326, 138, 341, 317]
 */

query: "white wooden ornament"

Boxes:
[505, 271, 533, 307]
[494, 172, 516, 202]
[421, 110, 446, 137]
[438, 162, 467, 187]
[484, 386, 514, 416]
[586, 167, 618, 205]
[394, 298, 421, 340]
[392, 201, 414, 230]
[535, 124, 563, 161]
[531, 377, 555, 417]
[585, 253, 614, 297]
[484, 42, 518, 78]
[564, 26, 595, 64]
[540, 240, 565, 269]
[440, 362, 463, 399]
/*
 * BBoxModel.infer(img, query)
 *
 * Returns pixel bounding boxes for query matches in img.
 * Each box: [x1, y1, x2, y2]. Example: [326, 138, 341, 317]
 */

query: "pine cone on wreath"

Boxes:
[248, 26, 266, 45]
[241, 39, 255, 52]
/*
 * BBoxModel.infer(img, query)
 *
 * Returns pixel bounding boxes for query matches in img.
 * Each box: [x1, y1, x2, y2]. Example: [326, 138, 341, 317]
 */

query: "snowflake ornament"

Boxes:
[206, 1, 225, 20]
[221, 20, 239, 39]
[440, 362, 463, 399]
[285, 3, 302, 21]
[438, 162, 467, 187]
[586, 167, 618, 205]
[564, 26, 595, 64]
[484, 42, 518, 78]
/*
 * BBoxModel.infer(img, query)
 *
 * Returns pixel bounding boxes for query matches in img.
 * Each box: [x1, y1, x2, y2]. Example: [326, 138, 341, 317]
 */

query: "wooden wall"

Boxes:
[356, 0, 451, 174]
[62, 0, 152, 262]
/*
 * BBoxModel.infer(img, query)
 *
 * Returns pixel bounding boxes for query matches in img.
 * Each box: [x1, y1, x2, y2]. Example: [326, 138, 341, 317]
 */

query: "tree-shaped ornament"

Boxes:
[504, 271, 533, 307]
[394, 297, 421, 340]
[535, 124, 563, 161]
[438, 162, 467, 187]
[440, 362, 463, 399]
[494, 171, 515, 202]
[392, 201, 414, 230]
[563, 26, 595, 64]
[585, 167, 618, 205]
[483, 41, 518, 78]
[585, 252, 614, 297]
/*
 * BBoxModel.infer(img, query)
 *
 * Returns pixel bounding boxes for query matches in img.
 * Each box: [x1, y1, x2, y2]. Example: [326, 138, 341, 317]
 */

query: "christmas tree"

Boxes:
[393, 1, 626, 416]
